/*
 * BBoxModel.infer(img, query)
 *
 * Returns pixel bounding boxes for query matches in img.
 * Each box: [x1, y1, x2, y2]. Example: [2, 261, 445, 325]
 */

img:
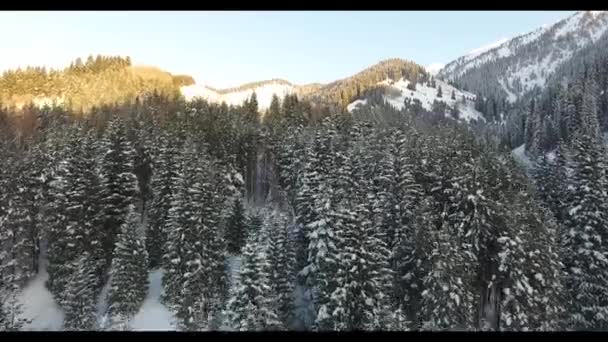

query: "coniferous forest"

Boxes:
[0, 62, 605, 331]
[2, 11, 608, 332]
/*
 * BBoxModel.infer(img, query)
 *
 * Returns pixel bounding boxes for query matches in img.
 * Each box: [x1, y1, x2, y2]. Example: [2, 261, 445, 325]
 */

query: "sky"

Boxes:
[0, 11, 576, 88]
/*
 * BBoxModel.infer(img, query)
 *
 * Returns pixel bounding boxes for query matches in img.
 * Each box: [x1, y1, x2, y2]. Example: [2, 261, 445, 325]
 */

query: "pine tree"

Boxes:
[437, 85, 443, 98]
[106, 206, 149, 329]
[265, 94, 282, 127]
[63, 252, 98, 331]
[451, 90, 456, 100]
[561, 83, 608, 330]
[99, 117, 139, 272]
[266, 212, 296, 328]
[419, 202, 475, 331]
[525, 99, 542, 156]
[226, 198, 247, 255]
[147, 131, 180, 269]
[0, 193, 32, 331]
[162, 143, 228, 330]
[46, 128, 105, 304]
[225, 234, 282, 331]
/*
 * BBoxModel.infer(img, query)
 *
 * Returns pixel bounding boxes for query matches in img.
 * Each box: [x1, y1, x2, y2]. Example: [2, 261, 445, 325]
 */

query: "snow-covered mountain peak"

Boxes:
[466, 38, 509, 59]
[438, 11, 608, 103]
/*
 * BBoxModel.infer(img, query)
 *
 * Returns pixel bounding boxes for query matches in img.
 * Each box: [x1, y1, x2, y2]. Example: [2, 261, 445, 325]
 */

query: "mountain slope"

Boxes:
[181, 79, 296, 110]
[439, 11, 608, 103]
[181, 58, 429, 111]
[347, 77, 483, 122]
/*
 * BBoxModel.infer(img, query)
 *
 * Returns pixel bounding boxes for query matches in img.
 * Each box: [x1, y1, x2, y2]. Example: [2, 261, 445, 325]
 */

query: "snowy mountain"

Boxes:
[347, 77, 484, 122]
[439, 11, 608, 102]
[181, 79, 296, 111]
[425, 63, 445, 76]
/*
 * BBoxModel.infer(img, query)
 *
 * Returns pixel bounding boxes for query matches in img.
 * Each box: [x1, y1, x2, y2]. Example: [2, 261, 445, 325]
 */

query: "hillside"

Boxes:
[347, 77, 483, 122]
[182, 79, 297, 111]
[0, 55, 186, 112]
[181, 58, 431, 111]
[439, 11, 608, 103]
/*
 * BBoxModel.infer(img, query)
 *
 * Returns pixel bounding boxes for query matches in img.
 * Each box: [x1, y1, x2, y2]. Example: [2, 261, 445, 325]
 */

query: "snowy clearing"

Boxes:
[130, 269, 175, 331]
[18, 268, 64, 331]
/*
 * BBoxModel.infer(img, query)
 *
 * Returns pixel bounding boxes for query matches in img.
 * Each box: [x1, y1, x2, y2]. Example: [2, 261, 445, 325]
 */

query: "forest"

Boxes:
[0, 48, 607, 331]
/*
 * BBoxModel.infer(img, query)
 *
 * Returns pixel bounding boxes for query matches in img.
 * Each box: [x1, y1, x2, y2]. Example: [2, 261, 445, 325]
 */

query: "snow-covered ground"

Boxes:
[350, 77, 483, 122]
[130, 269, 175, 331]
[18, 268, 64, 331]
[181, 81, 295, 111]
[346, 99, 367, 112]
[512, 144, 532, 169]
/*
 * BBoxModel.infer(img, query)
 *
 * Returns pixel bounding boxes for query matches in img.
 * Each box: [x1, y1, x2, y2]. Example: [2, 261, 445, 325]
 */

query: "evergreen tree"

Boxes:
[99, 117, 139, 272]
[419, 201, 475, 331]
[0, 193, 32, 331]
[561, 85, 608, 329]
[225, 234, 282, 331]
[106, 206, 149, 329]
[226, 198, 247, 255]
[437, 85, 443, 98]
[147, 131, 180, 269]
[63, 252, 98, 331]
[266, 212, 296, 328]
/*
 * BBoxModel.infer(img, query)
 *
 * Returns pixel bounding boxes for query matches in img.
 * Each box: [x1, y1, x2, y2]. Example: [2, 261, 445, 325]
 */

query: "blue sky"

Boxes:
[0, 11, 575, 88]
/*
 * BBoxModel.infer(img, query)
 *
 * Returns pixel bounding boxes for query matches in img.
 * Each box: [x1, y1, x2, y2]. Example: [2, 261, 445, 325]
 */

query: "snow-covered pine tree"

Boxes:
[147, 130, 180, 269]
[162, 143, 228, 331]
[419, 200, 475, 331]
[99, 117, 139, 272]
[106, 205, 149, 329]
[266, 211, 296, 328]
[226, 197, 247, 255]
[0, 192, 32, 331]
[392, 130, 425, 326]
[63, 252, 99, 331]
[225, 233, 282, 331]
[197, 157, 229, 330]
[561, 79, 608, 330]
[161, 143, 206, 330]
[525, 99, 542, 156]
[46, 132, 85, 305]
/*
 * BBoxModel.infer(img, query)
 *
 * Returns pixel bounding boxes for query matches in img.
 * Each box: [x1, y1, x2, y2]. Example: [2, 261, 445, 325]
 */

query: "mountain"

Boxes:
[0, 55, 185, 111]
[346, 77, 483, 122]
[438, 11, 608, 103]
[181, 58, 429, 111]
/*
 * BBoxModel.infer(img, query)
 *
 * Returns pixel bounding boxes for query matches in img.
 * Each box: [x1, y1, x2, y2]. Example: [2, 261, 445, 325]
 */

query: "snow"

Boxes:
[359, 77, 482, 122]
[130, 269, 175, 331]
[346, 99, 367, 112]
[466, 37, 509, 59]
[96, 276, 112, 328]
[569, 205, 582, 216]
[512, 144, 533, 169]
[18, 268, 65, 331]
[227, 254, 242, 287]
[425, 63, 445, 76]
[441, 11, 608, 101]
[181, 81, 296, 111]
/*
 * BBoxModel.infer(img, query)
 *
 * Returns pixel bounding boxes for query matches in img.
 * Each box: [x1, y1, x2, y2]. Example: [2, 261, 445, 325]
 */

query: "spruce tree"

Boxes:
[147, 131, 180, 269]
[106, 206, 149, 329]
[63, 252, 98, 331]
[226, 198, 247, 255]
[266, 211, 296, 328]
[99, 117, 139, 272]
[225, 234, 282, 331]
